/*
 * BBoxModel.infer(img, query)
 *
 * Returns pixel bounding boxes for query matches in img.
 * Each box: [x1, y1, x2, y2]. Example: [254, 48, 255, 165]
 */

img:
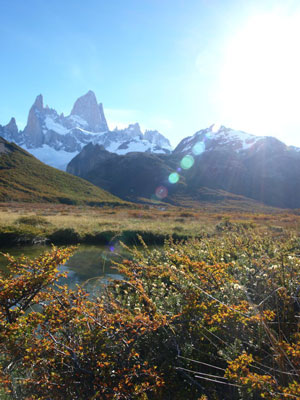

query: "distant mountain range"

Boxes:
[0, 91, 171, 170]
[67, 125, 300, 209]
[1, 92, 300, 209]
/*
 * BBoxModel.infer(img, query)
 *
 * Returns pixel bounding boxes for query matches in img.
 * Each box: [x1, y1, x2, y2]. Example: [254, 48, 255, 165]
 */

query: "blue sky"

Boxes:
[1, 0, 300, 147]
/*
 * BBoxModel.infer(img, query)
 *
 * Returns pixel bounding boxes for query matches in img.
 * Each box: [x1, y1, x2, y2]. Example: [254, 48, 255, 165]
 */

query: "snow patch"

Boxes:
[68, 114, 89, 128]
[179, 126, 265, 154]
[24, 145, 78, 171]
[105, 139, 168, 155]
[76, 127, 108, 136]
[216, 129, 263, 151]
[290, 145, 300, 152]
[44, 116, 70, 135]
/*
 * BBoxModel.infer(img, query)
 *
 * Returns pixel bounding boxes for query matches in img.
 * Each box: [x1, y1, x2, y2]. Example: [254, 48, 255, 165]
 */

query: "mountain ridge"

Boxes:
[2, 93, 300, 209]
[0, 91, 172, 170]
[67, 124, 300, 209]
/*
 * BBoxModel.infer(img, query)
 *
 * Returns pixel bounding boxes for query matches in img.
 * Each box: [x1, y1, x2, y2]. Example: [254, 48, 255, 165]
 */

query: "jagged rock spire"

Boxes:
[71, 90, 108, 132]
[126, 123, 143, 138]
[23, 94, 45, 147]
[0, 91, 172, 170]
[5, 117, 18, 136]
[33, 94, 43, 110]
[0, 117, 19, 143]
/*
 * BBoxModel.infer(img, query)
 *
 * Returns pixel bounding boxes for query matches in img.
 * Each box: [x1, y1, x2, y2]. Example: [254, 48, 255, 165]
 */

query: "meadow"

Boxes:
[0, 201, 299, 247]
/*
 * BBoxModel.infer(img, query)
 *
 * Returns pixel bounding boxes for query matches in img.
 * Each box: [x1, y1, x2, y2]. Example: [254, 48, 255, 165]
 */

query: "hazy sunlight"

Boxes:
[218, 10, 300, 137]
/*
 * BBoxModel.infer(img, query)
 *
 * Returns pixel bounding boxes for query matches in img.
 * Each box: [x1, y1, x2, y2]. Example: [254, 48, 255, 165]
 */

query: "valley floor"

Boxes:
[0, 202, 299, 247]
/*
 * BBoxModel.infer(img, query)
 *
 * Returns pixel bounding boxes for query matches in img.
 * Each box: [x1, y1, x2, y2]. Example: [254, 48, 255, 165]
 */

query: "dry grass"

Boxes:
[0, 203, 214, 237]
[0, 202, 299, 242]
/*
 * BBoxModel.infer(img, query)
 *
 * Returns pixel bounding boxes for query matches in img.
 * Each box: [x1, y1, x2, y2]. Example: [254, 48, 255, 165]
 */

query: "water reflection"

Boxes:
[0, 244, 126, 293]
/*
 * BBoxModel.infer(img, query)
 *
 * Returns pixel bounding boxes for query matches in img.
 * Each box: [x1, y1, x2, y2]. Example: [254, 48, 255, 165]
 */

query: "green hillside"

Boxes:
[0, 137, 124, 205]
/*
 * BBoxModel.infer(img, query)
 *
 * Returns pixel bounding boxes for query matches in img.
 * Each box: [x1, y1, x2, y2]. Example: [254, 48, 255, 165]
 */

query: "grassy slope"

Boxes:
[0, 139, 124, 205]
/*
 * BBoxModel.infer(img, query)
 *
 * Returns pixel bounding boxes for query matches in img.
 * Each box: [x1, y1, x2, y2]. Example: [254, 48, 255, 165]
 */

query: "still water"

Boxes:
[0, 244, 127, 293]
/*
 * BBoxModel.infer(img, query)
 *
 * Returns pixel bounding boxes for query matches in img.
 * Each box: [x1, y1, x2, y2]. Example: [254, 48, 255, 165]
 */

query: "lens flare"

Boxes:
[180, 155, 194, 170]
[192, 142, 205, 155]
[168, 172, 179, 184]
[212, 123, 221, 133]
[155, 185, 168, 199]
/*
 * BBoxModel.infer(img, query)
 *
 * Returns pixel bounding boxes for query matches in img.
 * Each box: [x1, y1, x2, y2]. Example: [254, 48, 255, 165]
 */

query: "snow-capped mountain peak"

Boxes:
[123, 123, 143, 138]
[70, 90, 108, 132]
[0, 92, 172, 170]
[174, 124, 266, 155]
[144, 129, 171, 149]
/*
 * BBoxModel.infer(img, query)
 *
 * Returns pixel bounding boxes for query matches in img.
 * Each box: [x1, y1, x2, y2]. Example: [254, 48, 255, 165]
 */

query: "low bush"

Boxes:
[83, 230, 118, 245]
[1, 230, 300, 399]
[49, 228, 81, 244]
[0, 224, 46, 246]
[15, 215, 50, 227]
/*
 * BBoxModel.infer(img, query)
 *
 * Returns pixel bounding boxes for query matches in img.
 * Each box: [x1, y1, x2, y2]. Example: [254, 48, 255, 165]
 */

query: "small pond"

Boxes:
[0, 244, 129, 293]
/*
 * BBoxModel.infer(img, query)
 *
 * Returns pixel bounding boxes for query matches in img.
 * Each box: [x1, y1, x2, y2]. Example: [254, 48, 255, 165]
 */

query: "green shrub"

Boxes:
[83, 230, 118, 244]
[49, 228, 80, 244]
[0, 224, 46, 246]
[15, 215, 50, 227]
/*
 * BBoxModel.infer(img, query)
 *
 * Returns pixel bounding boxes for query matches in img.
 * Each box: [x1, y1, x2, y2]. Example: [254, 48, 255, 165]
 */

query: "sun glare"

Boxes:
[217, 10, 300, 138]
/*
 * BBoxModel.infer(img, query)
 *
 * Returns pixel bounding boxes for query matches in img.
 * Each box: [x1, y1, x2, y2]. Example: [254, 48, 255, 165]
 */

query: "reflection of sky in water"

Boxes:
[0, 245, 128, 295]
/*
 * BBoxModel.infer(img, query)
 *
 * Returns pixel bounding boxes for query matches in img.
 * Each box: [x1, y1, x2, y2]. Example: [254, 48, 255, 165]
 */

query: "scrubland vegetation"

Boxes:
[1, 209, 300, 399]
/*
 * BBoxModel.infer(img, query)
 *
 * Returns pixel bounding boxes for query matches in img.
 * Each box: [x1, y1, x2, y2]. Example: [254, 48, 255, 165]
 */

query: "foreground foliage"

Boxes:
[1, 228, 300, 399]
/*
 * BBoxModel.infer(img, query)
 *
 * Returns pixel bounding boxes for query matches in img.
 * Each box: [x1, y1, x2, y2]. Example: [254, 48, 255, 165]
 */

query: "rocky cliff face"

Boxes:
[70, 90, 108, 132]
[23, 94, 44, 147]
[144, 130, 171, 150]
[0, 91, 172, 170]
[0, 117, 20, 144]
